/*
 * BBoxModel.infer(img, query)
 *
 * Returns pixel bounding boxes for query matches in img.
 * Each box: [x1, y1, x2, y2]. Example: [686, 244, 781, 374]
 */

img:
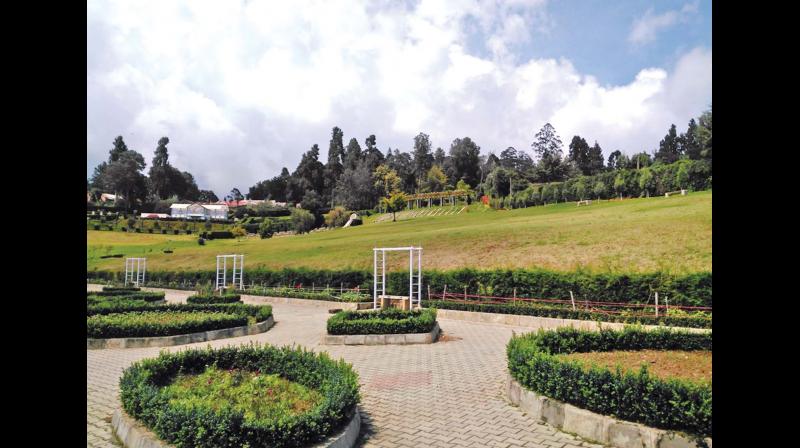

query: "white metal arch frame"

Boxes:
[216, 254, 244, 291]
[124, 258, 146, 286]
[373, 247, 422, 310]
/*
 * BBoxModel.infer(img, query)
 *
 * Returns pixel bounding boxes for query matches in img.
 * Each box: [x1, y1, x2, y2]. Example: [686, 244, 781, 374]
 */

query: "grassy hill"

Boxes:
[87, 191, 711, 274]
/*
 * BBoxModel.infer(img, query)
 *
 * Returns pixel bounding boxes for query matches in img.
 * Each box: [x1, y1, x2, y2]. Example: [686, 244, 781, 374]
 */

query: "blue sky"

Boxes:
[87, 0, 712, 196]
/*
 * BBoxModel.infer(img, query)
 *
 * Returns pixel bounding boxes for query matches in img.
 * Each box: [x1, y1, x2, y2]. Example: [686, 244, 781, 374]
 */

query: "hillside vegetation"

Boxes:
[88, 191, 711, 274]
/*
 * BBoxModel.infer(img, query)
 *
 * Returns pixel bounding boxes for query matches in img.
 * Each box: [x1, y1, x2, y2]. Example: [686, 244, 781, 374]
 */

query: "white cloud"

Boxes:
[628, 1, 699, 46]
[88, 0, 711, 195]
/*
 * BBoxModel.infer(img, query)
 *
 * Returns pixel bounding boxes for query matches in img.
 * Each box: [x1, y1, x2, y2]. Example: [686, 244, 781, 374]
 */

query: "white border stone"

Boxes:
[506, 374, 712, 448]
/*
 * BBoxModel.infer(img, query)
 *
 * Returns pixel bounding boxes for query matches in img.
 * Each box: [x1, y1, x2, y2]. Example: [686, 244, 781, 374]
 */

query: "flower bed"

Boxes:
[327, 308, 437, 335]
[507, 326, 712, 439]
[119, 344, 360, 448]
[186, 293, 242, 304]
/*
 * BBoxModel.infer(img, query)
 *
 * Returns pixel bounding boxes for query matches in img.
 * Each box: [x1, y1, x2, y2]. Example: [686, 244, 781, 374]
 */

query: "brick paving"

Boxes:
[86, 286, 603, 448]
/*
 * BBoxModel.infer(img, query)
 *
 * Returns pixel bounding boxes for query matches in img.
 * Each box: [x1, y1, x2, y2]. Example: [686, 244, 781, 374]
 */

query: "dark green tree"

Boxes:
[343, 138, 362, 171]
[412, 132, 434, 188]
[587, 141, 605, 174]
[448, 137, 482, 186]
[655, 124, 681, 164]
[567, 136, 591, 174]
[531, 123, 568, 182]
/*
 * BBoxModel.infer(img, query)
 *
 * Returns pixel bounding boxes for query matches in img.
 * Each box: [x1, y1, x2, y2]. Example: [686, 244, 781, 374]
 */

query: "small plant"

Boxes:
[198, 237, 205, 245]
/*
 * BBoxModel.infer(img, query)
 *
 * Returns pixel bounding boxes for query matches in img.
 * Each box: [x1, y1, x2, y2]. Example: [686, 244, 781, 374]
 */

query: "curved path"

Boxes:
[87, 286, 602, 448]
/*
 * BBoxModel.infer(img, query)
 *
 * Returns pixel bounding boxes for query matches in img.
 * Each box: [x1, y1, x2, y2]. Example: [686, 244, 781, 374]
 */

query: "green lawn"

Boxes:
[88, 191, 711, 274]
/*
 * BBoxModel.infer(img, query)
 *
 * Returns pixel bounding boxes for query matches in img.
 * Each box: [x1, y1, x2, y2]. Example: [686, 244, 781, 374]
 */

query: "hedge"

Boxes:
[507, 326, 712, 438]
[89, 267, 711, 306]
[87, 291, 166, 302]
[102, 286, 141, 292]
[119, 344, 360, 448]
[424, 300, 711, 329]
[87, 302, 272, 323]
[186, 294, 242, 304]
[87, 311, 247, 338]
[327, 308, 437, 335]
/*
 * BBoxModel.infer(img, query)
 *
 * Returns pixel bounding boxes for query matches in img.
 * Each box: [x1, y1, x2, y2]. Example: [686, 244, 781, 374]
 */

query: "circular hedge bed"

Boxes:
[186, 293, 242, 304]
[327, 308, 437, 335]
[507, 326, 712, 439]
[87, 311, 248, 338]
[87, 293, 272, 339]
[119, 344, 360, 448]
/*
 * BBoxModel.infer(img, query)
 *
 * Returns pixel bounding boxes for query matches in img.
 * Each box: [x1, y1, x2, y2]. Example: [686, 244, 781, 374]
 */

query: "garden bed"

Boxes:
[115, 344, 361, 448]
[87, 300, 273, 348]
[507, 326, 712, 446]
[186, 293, 242, 304]
[426, 300, 711, 328]
[324, 309, 439, 345]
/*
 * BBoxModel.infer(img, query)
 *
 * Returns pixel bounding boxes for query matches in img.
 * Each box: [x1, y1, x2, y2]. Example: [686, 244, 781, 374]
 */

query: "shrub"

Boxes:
[102, 286, 141, 292]
[87, 291, 165, 301]
[507, 326, 711, 438]
[93, 225, 100, 230]
[424, 300, 711, 328]
[87, 311, 248, 338]
[87, 301, 272, 323]
[258, 219, 274, 239]
[291, 208, 316, 233]
[89, 268, 711, 307]
[187, 294, 242, 304]
[119, 344, 360, 448]
[327, 308, 437, 335]
[209, 231, 234, 239]
[173, 229, 180, 235]
[198, 237, 205, 245]
[338, 292, 370, 302]
[324, 207, 350, 228]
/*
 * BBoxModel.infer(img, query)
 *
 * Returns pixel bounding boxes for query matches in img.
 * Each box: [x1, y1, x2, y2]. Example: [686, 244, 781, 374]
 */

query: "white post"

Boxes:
[223, 256, 227, 289]
[373, 249, 377, 310]
[655, 292, 659, 317]
[382, 250, 386, 298]
[240, 255, 244, 290]
[409, 248, 413, 309]
[570, 290, 576, 311]
[418, 248, 422, 308]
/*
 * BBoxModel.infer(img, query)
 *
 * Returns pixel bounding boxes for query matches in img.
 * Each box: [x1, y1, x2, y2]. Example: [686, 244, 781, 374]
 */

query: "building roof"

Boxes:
[170, 202, 228, 211]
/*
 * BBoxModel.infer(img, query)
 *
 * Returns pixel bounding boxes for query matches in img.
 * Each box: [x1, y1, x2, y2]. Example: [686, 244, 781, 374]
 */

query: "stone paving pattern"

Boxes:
[87, 286, 603, 448]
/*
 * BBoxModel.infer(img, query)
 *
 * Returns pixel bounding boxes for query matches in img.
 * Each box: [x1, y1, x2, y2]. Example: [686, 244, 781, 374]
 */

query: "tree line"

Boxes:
[245, 105, 712, 212]
[88, 105, 711, 215]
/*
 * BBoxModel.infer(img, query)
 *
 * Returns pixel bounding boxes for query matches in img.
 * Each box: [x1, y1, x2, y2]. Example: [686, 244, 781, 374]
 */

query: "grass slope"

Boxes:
[88, 191, 711, 274]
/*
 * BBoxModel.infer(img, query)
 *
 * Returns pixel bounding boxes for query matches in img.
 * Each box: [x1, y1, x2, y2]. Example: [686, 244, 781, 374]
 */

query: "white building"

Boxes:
[169, 203, 229, 220]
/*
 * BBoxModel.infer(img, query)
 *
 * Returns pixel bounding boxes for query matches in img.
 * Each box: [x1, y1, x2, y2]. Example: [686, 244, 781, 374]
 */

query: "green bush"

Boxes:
[102, 286, 141, 292]
[87, 311, 247, 338]
[87, 302, 272, 323]
[291, 208, 316, 233]
[507, 326, 711, 438]
[119, 344, 360, 448]
[208, 231, 234, 239]
[187, 294, 242, 304]
[87, 290, 165, 302]
[424, 300, 711, 328]
[327, 308, 437, 335]
[90, 268, 711, 306]
[338, 292, 370, 302]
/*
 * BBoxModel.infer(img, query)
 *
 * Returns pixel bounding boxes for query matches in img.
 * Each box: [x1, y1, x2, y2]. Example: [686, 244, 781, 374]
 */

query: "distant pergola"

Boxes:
[216, 254, 244, 291]
[405, 190, 470, 209]
[373, 247, 422, 310]
[124, 258, 146, 287]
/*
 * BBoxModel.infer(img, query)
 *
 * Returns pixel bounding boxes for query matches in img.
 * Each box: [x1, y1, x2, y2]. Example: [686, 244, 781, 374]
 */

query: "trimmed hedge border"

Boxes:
[118, 344, 360, 447]
[112, 405, 361, 448]
[327, 308, 437, 335]
[186, 293, 242, 304]
[506, 375, 711, 448]
[424, 300, 711, 328]
[507, 326, 712, 440]
[88, 267, 712, 307]
[435, 308, 710, 333]
[87, 315, 274, 349]
[87, 290, 167, 301]
[323, 322, 440, 345]
[103, 286, 141, 292]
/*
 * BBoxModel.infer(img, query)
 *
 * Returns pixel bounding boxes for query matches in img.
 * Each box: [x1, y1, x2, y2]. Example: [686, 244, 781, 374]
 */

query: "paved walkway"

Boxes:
[87, 286, 603, 448]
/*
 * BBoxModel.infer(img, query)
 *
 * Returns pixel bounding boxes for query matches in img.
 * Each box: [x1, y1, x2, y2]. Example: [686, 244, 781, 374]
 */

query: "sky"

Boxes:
[87, 0, 712, 197]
